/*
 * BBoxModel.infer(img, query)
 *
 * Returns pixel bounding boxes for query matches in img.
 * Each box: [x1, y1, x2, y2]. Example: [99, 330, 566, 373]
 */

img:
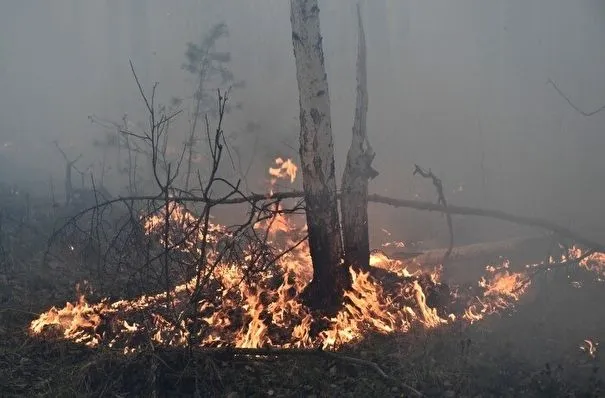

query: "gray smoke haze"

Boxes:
[1, 0, 604, 246]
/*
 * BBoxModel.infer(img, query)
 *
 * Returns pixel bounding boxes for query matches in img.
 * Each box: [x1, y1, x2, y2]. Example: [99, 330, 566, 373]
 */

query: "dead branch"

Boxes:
[514, 248, 597, 293]
[57, 190, 605, 257]
[547, 78, 605, 117]
[413, 165, 454, 265]
[53, 141, 83, 205]
[366, 193, 605, 254]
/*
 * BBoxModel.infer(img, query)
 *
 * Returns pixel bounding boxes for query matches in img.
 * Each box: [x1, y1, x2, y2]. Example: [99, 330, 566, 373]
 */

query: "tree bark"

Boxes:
[290, 0, 347, 310]
[340, 4, 378, 272]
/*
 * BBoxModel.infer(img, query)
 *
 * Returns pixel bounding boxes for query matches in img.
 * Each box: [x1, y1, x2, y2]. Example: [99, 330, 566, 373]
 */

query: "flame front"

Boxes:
[30, 158, 601, 353]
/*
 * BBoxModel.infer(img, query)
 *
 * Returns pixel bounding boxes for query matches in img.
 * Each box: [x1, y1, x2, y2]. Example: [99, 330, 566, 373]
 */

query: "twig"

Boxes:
[547, 78, 605, 117]
[89, 174, 103, 276]
[130, 60, 153, 115]
[53, 141, 82, 205]
[323, 350, 422, 396]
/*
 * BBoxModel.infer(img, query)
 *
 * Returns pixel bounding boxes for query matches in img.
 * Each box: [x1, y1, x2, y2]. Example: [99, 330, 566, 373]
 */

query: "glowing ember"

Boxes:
[580, 252, 605, 279]
[265, 158, 300, 232]
[580, 339, 598, 359]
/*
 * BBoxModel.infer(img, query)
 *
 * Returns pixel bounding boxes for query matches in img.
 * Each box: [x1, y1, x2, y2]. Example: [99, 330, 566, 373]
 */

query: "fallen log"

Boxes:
[366, 194, 605, 253]
[390, 235, 552, 267]
[387, 235, 555, 283]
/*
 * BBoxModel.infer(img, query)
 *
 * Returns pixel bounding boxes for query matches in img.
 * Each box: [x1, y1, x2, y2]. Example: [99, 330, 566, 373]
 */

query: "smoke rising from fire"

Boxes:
[1, 1, 604, 249]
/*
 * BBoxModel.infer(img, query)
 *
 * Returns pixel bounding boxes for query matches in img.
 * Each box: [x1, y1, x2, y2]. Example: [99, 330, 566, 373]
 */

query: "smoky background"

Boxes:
[0, 0, 604, 249]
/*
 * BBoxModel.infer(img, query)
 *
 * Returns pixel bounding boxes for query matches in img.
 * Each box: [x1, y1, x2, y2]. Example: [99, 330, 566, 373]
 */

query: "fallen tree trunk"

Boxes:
[365, 194, 605, 253]
[389, 235, 553, 266]
[387, 235, 556, 283]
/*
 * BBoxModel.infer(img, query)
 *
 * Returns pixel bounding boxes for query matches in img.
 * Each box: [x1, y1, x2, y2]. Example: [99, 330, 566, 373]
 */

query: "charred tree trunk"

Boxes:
[341, 5, 378, 271]
[290, 0, 348, 311]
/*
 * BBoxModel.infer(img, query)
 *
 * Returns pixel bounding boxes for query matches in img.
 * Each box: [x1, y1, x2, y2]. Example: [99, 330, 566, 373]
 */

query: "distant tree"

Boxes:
[181, 22, 245, 118]
[91, 23, 247, 193]
[181, 22, 245, 190]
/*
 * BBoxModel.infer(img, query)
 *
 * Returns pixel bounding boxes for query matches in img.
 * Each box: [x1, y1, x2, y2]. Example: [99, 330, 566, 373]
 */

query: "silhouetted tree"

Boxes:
[181, 22, 244, 190]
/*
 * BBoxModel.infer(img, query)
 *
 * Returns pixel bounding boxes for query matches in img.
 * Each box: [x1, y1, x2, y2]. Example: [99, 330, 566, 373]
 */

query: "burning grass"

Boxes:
[27, 158, 605, 357]
[27, 199, 544, 354]
[1, 242, 604, 396]
[5, 284, 605, 398]
[2, 158, 602, 397]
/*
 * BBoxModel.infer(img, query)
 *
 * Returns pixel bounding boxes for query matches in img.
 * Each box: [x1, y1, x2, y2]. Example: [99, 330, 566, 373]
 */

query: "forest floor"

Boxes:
[0, 189, 604, 397]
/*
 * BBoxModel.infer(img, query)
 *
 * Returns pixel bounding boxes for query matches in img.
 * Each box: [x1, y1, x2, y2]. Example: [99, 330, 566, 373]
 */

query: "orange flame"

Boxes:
[269, 157, 297, 185]
[30, 158, 588, 353]
[463, 259, 529, 322]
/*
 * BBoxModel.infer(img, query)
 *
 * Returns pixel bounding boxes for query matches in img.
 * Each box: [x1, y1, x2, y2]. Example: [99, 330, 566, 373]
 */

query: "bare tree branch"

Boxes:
[413, 165, 454, 265]
[547, 78, 605, 117]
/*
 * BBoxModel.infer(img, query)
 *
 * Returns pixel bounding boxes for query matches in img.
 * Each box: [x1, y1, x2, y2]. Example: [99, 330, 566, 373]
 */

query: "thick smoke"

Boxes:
[0, 0, 604, 246]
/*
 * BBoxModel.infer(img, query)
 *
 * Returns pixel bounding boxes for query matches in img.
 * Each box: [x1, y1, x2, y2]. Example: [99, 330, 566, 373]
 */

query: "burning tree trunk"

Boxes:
[340, 4, 378, 271]
[290, 0, 348, 310]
